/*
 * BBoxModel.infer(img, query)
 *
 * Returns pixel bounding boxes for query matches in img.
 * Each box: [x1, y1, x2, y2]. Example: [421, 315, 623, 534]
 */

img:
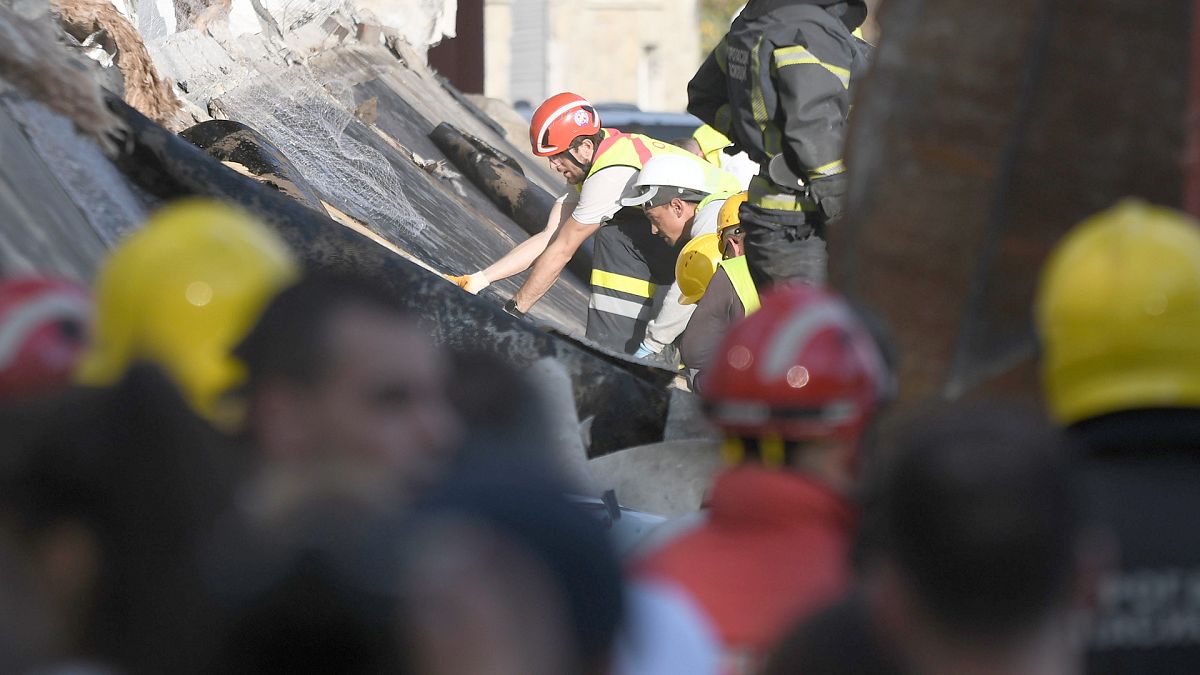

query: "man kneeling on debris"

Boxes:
[449, 92, 740, 356]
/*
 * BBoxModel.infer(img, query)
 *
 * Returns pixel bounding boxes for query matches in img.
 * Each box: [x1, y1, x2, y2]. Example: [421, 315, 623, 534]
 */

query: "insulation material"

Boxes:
[52, 0, 182, 126]
[214, 66, 428, 239]
[0, 2, 125, 153]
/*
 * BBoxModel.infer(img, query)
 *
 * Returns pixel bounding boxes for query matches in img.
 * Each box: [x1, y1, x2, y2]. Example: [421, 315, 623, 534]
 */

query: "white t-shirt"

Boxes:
[557, 166, 641, 225]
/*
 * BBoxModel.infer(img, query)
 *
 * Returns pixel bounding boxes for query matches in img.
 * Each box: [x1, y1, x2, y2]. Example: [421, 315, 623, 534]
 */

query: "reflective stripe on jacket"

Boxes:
[687, 0, 870, 183]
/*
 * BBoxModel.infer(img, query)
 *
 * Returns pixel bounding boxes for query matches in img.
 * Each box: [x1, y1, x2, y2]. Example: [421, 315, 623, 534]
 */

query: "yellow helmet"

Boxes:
[77, 199, 299, 428]
[676, 233, 723, 305]
[1035, 199, 1200, 424]
[717, 191, 749, 235]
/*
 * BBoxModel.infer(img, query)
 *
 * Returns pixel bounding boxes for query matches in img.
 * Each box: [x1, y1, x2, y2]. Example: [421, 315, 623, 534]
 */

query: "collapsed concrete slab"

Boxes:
[0, 0, 711, 465]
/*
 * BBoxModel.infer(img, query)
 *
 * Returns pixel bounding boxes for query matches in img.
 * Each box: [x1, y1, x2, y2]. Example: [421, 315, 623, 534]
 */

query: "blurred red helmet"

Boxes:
[702, 284, 888, 443]
[0, 276, 92, 401]
[529, 92, 601, 157]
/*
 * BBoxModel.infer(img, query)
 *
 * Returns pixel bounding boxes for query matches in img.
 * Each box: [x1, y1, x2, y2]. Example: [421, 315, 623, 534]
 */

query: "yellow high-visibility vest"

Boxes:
[717, 255, 760, 314]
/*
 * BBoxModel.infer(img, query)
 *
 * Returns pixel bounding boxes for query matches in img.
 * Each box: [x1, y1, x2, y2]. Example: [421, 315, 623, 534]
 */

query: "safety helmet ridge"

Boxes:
[1036, 199, 1200, 424]
[717, 191, 749, 235]
[676, 233, 723, 305]
[76, 198, 299, 429]
[621, 154, 714, 208]
[529, 92, 601, 157]
[702, 285, 888, 443]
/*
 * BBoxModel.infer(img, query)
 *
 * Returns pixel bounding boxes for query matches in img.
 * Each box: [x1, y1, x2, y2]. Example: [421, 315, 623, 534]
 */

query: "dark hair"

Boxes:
[412, 463, 625, 669]
[235, 273, 413, 388]
[872, 402, 1081, 641]
[570, 130, 605, 151]
[670, 137, 703, 155]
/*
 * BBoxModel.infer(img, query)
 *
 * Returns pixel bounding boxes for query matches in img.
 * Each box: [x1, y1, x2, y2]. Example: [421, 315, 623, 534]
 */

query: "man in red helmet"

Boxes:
[449, 92, 740, 355]
[634, 284, 890, 673]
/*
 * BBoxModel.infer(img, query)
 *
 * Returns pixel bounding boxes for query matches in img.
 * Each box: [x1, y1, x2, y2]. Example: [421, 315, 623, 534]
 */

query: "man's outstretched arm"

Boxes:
[449, 199, 573, 293]
[510, 217, 601, 313]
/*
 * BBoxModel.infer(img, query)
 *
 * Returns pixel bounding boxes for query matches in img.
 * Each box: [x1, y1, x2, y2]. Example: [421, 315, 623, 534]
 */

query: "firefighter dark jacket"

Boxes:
[687, 0, 871, 185]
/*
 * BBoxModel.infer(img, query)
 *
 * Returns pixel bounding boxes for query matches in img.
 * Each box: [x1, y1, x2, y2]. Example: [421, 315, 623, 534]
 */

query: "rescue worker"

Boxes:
[687, 0, 871, 288]
[679, 191, 760, 388]
[1035, 199, 1200, 673]
[448, 92, 740, 355]
[0, 276, 91, 401]
[635, 285, 890, 672]
[619, 153, 734, 360]
[76, 198, 300, 431]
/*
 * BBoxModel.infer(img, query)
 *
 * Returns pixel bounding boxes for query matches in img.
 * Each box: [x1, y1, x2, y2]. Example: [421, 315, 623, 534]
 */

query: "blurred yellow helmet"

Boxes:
[1035, 199, 1200, 425]
[676, 233, 723, 305]
[717, 191, 749, 235]
[77, 199, 299, 428]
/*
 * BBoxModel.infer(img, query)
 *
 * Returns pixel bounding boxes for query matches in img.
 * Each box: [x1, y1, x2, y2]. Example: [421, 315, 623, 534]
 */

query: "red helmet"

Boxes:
[0, 276, 92, 401]
[529, 92, 601, 157]
[702, 284, 888, 443]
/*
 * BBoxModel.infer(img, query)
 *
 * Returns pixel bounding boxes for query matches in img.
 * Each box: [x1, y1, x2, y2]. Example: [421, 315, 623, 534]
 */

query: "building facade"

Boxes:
[485, 0, 701, 112]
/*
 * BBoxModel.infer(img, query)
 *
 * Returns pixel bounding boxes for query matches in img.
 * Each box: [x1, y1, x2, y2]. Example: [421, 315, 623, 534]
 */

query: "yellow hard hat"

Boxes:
[77, 198, 299, 428]
[676, 233, 723, 305]
[717, 191, 749, 235]
[1035, 199, 1200, 425]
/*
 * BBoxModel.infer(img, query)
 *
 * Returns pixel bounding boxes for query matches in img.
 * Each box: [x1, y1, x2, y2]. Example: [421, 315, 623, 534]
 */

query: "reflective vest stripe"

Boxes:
[808, 159, 846, 179]
[773, 46, 851, 89]
[718, 256, 761, 314]
[594, 130, 653, 168]
[591, 269, 657, 298]
[589, 293, 655, 321]
[748, 175, 816, 212]
[749, 36, 771, 140]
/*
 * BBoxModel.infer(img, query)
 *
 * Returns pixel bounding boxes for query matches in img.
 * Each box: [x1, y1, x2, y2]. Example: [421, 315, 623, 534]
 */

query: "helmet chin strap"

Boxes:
[565, 141, 593, 175]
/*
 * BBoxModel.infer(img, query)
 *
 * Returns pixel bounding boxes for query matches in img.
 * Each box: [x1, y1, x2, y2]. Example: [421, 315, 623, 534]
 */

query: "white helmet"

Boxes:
[621, 154, 712, 208]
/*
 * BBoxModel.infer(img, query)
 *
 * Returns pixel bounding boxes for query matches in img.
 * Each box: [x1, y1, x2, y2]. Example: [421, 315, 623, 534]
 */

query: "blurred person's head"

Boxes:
[1036, 199, 1200, 426]
[0, 276, 91, 401]
[701, 285, 891, 492]
[399, 465, 625, 675]
[865, 403, 1094, 675]
[0, 364, 241, 673]
[75, 199, 298, 431]
[235, 274, 460, 500]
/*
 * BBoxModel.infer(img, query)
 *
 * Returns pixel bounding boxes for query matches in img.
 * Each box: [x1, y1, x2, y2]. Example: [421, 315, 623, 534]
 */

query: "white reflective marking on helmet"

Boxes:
[535, 99, 595, 153]
[0, 293, 90, 369]
[758, 300, 849, 381]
